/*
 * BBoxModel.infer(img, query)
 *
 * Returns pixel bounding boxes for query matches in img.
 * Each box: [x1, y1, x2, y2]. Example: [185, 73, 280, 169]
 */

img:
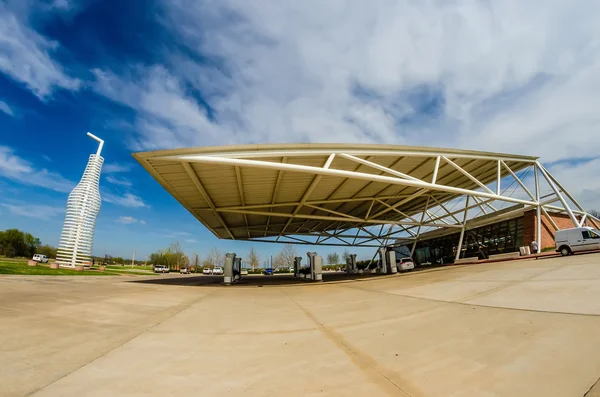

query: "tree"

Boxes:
[589, 209, 600, 219]
[248, 247, 260, 271]
[273, 253, 284, 268]
[207, 247, 223, 268]
[0, 229, 44, 258]
[192, 253, 200, 272]
[38, 245, 57, 259]
[327, 252, 340, 265]
[278, 244, 297, 268]
[169, 241, 187, 270]
[342, 249, 350, 263]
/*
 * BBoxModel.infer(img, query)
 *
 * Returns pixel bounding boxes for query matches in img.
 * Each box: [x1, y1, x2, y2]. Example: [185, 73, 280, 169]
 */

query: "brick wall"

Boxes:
[523, 210, 584, 249]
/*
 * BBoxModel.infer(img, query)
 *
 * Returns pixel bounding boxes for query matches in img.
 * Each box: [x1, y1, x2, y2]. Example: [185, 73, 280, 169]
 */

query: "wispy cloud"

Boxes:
[185, 238, 197, 244]
[1, 202, 64, 220]
[116, 216, 146, 225]
[103, 163, 133, 173]
[106, 176, 132, 187]
[103, 192, 148, 208]
[90, 1, 600, 168]
[161, 230, 191, 238]
[0, 100, 13, 116]
[0, 8, 80, 100]
[0, 146, 74, 192]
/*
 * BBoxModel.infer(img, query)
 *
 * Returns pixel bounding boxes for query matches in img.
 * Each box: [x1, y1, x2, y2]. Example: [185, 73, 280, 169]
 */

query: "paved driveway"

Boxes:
[2, 254, 600, 397]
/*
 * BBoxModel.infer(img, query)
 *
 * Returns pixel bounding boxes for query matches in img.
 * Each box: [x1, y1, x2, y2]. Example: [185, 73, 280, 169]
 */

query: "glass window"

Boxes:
[582, 230, 592, 239]
[588, 230, 600, 239]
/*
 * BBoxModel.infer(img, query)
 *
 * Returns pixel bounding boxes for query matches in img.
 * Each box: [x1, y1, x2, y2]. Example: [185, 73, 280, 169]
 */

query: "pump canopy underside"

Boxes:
[131, 143, 563, 247]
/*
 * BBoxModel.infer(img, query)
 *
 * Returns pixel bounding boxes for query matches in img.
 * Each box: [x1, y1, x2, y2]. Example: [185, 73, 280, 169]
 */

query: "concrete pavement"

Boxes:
[2, 254, 600, 396]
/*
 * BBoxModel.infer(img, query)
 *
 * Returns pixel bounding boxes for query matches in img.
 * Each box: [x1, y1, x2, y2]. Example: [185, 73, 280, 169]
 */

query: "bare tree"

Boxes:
[589, 209, 600, 219]
[169, 241, 187, 270]
[327, 252, 340, 265]
[273, 253, 284, 268]
[208, 247, 223, 268]
[342, 249, 350, 263]
[279, 244, 297, 268]
[248, 247, 260, 271]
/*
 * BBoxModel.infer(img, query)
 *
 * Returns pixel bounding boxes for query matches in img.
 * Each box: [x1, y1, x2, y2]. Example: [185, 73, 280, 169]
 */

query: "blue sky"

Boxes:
[1, 0, 600, 261]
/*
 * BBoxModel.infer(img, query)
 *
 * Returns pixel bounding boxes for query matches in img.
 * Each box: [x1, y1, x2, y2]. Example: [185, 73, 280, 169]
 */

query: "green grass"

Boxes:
[106, 265, 154, 271]
[0, 262, 155, 276]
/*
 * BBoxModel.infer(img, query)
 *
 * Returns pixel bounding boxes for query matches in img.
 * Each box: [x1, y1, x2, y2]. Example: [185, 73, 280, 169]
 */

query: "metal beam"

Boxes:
[173, 148, 537, 163]
[214, 208, 463, 228]
[234, 166, 250, 238]
[182, 162, 235, 239]
[374, 199, 418, 222]
[442, 156, 495, 194]
[534, 165, 542, 251]
[501, 161, 535, 200]
[455, 197, 470, 262]
[541, 206, 559, 231]
[431, 156, 441, 184]
[304, 204, 361, 220]
[170, 155, 539, 206]
[496, 160, 501, 196]
[542, 165, 587, 213]
[369, 190, 429, 220]
[277, 153, 336, 240]
[338, 153, 422, 182]
[265, 157, 287, 237]
[536, 162, 579, 226]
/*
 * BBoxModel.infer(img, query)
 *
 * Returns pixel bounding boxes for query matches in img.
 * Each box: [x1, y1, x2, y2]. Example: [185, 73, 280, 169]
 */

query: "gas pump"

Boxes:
[224, 253, 235, 285]
[378, 247, 387, 274]
[385, 249, 397, 274]
[306, 252, 323, 281]
[233, 257, 242, 281]
[293, 256, 302, 277]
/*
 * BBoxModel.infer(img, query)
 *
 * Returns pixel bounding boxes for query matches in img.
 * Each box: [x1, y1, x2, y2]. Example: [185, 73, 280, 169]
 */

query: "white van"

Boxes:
[32, 254, 48, 263]
[555, 227, 600, 256]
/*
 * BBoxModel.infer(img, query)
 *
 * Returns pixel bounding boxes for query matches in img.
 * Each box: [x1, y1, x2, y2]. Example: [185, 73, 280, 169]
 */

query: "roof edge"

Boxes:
[132, 143, 539, 161]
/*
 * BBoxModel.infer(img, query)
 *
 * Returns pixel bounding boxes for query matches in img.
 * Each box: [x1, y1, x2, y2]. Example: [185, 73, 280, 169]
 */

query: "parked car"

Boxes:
[153, 265, 169, 273]
[241, 269, 248, 276]
[202, 268, 212, 275]
[555, 227, 600, 256]
[264, 268, 274, 276]
[397, 257, 415, 271]
[32, 254, 48, 263]
[180, 267, 191, 274]
[212, 267, 224, 275]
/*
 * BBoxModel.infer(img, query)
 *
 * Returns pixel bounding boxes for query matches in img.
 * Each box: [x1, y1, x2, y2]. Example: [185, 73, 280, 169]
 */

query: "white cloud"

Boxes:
[103, 192, 148, 208]
[1, 203, 64, 220]
[91, 0, 600, 167]
[105, 176, 132, 187]
[103, 163, 133, 173]
[0, 146, 74, 192]
[185, 238, 197, 243]
[0, 6, 80, 99]
[547, 158, 600, 212]
[0, 100, 13, 116]
[116, 216, 146, 224]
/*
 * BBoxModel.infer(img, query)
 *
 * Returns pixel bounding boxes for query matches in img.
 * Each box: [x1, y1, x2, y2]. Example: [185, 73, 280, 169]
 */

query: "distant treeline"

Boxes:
[0, 229, 57, 258]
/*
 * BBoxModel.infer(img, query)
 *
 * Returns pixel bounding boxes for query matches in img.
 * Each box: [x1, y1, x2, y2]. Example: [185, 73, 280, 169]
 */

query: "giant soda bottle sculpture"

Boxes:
[56, 133, 104, 267]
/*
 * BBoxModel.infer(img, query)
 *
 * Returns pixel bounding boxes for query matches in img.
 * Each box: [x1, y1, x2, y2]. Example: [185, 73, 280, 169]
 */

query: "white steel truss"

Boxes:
[135, 145, 598, 252]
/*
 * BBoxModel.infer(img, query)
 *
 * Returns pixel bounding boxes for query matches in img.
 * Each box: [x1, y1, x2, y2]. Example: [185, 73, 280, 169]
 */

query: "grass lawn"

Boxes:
[106, 265, 154, 272]
[0, 262, 156, 276]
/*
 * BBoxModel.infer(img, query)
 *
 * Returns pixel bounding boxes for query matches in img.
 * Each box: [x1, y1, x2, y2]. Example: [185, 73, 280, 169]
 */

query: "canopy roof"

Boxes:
[133, 144, 540, 246]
